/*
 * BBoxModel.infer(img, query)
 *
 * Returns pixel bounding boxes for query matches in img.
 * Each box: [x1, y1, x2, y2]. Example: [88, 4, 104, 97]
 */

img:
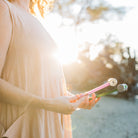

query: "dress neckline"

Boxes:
[4, 0, 31, 15]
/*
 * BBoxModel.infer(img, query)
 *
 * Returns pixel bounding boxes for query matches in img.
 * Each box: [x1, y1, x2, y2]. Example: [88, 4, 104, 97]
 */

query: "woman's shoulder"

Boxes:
[0, 0, 9, 10]
[0, 0, 10, 14]
[0, 0, 12, 22]
[0, 0, 12, 36]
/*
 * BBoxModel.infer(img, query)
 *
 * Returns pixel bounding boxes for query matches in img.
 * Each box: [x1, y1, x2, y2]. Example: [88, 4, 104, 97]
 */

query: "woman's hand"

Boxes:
[76, 93, 100, 110]
[43, 95, 85, 115]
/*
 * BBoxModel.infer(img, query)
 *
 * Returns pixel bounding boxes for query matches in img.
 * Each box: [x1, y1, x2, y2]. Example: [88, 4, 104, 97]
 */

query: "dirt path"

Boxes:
[72, 96, 138, 138]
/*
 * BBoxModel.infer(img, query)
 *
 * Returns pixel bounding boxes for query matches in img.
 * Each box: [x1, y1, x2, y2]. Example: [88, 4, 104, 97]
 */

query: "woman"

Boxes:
[0, 0, 100, 137]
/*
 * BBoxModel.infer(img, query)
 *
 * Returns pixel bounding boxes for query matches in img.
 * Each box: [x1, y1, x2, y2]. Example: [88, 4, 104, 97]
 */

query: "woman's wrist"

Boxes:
[32, 96, 45, 109]
[39, 97, 54, 110]
[25, 95, 52, 110]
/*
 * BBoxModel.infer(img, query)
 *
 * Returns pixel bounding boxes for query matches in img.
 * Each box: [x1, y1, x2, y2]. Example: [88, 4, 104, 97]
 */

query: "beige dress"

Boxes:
[0, 0, 72, 137]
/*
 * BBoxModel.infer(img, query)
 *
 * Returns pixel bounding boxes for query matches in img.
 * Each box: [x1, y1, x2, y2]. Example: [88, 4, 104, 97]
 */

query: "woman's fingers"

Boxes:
[88, 93, 96, 109]
[71, 97, 85, 109]
[88, 101, 94, 109]
[69, 93, 87, 103]
[84, 95, 89, 105]
[95, 97, 100, 103]
[76, 94, 80, 99]
[89, 93, 96, 101]
[68, 92, 100, 112]
[69, 95, 80, 103]
[88, 95, 100, 109]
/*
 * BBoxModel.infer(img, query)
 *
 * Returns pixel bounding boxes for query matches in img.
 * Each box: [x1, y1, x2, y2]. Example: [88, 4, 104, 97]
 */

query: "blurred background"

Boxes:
[40, 0, 138, 137]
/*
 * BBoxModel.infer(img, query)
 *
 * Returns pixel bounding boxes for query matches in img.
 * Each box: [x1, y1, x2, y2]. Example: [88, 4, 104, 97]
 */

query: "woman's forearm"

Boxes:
[0, 78, 50, 109]
[0, 78, 83, 114]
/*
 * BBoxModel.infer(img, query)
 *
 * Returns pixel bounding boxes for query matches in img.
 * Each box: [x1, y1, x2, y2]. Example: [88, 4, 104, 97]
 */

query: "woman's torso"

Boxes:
[0, 1, 66, 137]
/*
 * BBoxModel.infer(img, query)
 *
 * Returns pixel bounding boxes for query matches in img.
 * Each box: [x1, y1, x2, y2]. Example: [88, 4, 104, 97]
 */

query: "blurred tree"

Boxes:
[53, 0, 127, 25]
[76, 35, 123, 90]
[64, 34, 138, 96]
[51, 0, 137, 97]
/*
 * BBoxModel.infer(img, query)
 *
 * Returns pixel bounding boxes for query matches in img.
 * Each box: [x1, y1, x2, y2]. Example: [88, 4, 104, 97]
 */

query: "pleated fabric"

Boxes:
[0, 0, 72, 137]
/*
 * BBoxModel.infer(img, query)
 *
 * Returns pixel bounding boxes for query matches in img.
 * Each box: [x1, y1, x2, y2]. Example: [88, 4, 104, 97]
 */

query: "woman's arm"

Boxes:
[0, 1, 84, 114]
[0, 78, 85, 114]
[0, 78, 47, 109]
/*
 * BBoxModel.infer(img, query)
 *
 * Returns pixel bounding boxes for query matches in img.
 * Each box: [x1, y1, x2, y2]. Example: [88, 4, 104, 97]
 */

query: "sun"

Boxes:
[44, 25, 79, 64]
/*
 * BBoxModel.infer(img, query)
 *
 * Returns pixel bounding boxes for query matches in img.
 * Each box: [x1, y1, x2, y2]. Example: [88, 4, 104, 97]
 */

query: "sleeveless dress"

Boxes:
[0, 0, 72, 137]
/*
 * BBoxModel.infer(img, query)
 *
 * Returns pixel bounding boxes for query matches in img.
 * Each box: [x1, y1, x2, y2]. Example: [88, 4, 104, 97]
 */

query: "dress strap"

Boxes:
[2, 0, 14, 43]
[2, 0, 13, 14]
[0, 0, 14, 76]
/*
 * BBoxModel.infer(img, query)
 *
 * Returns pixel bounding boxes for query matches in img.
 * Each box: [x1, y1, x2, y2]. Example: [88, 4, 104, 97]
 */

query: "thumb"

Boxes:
[72, 96, 85, 109]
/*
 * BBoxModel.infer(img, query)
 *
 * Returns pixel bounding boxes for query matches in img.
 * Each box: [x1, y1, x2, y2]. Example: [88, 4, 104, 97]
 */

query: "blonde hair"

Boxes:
[8, 0, 54, 17]
[29, 0, 54, 17]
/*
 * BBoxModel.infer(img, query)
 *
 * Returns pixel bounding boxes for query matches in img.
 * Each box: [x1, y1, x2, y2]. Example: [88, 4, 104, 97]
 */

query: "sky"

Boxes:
[41, 0, 138, 64]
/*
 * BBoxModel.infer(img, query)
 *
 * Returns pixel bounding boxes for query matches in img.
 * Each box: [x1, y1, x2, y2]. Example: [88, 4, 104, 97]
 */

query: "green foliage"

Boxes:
[52, 0, 137, 95]
[63, 34, 137, 92]
[53, 0, 127, 25]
